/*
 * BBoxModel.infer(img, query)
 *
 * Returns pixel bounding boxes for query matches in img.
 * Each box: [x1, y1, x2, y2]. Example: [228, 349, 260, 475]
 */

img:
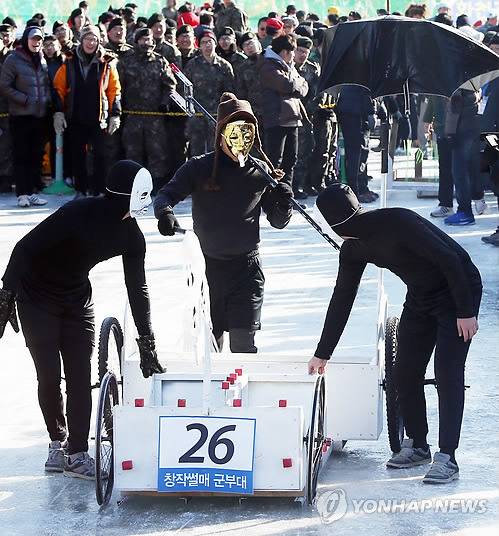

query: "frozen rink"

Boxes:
[0, 178, 498, 536]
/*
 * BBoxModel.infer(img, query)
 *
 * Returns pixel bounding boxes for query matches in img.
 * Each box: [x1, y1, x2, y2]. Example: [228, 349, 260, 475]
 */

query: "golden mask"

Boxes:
[221, 120, 256, 166]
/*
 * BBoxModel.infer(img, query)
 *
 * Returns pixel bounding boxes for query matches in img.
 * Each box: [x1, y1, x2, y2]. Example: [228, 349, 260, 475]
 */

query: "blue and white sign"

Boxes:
[158, 416, 256, 494]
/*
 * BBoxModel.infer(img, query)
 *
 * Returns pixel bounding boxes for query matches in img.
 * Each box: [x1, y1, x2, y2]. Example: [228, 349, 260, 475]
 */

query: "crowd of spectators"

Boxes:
[0, 2, 497, 245]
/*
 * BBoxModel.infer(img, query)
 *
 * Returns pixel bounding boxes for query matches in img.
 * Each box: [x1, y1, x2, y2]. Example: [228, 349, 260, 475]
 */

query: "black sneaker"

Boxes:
[482, 230, 499, 246]
[293, 189, 308, 200]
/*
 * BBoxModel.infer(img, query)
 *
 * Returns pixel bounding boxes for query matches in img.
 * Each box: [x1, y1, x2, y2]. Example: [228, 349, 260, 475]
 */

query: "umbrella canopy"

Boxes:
[318, 16, 499, 98]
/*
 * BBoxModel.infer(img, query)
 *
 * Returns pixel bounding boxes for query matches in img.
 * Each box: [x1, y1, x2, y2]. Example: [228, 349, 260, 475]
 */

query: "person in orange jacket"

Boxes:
[52, 24, 121, 198]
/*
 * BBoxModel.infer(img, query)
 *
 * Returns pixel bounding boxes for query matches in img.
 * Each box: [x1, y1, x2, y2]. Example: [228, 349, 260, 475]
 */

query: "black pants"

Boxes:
[394, 291, 481, 454]
[17, 298, 95, 455]
[336, 111, 363, 195]
[9, 115, 46, 197]
[204, 251, 264, 353]
[69, 122, 108, 195]
[437, 136, 454, 207]
[264, 126, 298, 188]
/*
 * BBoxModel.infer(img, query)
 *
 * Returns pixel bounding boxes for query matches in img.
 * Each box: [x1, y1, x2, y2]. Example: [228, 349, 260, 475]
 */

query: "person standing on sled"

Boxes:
[154, 93, 293, 353]
[308, 183, 482, 484]
[0, 160, 164, 480]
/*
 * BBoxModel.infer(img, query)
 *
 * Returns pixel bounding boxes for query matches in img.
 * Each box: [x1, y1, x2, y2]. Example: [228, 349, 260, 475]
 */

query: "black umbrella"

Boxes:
[318, 16, 499, 98]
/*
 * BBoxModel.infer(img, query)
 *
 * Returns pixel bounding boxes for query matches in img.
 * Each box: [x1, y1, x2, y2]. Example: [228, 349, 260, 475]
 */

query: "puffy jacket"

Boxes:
[260, 47, 308, 129]
[0, 48, 51, 118]
[52, 46, 121, 128]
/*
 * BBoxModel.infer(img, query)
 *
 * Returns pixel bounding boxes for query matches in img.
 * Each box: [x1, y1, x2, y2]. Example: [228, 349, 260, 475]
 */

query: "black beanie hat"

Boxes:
[108, 17, 125, 32]
[296, 36, 313, 49]
[295, 23, 313, 39]
[134, 27, 152, 43]
[240, 31, 256, 46]
[106, 160, 143, 195]
[176, 24, 194, 38]
[147, 13, 164, 27]
[316, 183, 364, 234]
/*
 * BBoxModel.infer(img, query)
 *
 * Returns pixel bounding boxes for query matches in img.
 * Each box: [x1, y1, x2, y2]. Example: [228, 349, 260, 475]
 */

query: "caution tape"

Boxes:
[123, 110, 213, 117]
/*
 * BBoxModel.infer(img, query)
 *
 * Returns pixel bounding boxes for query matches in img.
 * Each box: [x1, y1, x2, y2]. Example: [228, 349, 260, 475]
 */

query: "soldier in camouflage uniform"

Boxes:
[0, 34, 12, 192]
[184, 30, 234, 156]
[236, 32, 264, 130]
[148, 13, 181, 67]
[105, 18, 133, 59]
[294, 37, 337, 196]
[215, 0, 249, 34]
[176, 24, 198, 68]
[216, 27, 246, 74]
[294, 37, 319, 198]
[118, 28, 177, 194]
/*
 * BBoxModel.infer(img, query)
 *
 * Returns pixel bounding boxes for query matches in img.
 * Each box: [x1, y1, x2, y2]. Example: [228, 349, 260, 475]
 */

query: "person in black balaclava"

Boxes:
[309, 183, 482, 484]
[0, 160, 164, 480]
[154, 93, 293, 353]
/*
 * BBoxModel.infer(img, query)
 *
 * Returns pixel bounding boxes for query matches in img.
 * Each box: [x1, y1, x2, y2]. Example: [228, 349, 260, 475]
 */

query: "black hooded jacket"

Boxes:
[314, 187, 482, 359]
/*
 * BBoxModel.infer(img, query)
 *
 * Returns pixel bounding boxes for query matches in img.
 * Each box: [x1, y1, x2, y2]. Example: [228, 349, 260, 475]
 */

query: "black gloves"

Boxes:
[157, 206, 180, 236]
[0, 289, 19, 339]
[136, 334, 165, 378]
[269, 182, 294, 211]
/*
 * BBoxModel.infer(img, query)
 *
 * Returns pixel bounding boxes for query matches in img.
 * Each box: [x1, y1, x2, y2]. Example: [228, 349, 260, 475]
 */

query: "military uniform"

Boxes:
[295, 59, 319, 192]
[295, 60, 337, 191]
[222, 50, 246, 79]
[0, 46, 12, 192]
[183, 54, 234, 156]
[215, 3, 249, 34]
[105, 41, 134, 60]
[104, 43, 134, 165]
[154, 39, 182, 67]
[236, 53, 264, 129]
[118, 47, 176, 193]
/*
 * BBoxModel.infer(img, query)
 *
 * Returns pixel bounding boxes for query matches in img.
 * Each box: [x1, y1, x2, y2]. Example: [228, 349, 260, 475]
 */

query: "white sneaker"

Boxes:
[430, 205, 454, 218]
[28, 194, 47, 206]
[474, 198, 487, 215]
[17, 195, 30, 207]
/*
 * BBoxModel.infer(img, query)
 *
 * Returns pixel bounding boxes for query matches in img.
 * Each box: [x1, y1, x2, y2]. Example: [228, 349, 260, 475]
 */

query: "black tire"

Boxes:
[384, 316, 404, 453]
[97, 317, 123, 383]
[306, 375, 326, 506]
[95, 371, 119, 506]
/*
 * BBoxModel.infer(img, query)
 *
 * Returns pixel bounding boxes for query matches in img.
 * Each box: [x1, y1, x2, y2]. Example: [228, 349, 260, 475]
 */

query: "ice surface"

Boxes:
[0, 176, 498, 535]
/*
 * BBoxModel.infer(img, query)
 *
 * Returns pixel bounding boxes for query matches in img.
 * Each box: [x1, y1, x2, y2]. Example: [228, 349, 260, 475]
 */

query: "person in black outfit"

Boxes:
[0, 160, 164, 480]
[154, 93, 293, 353]
[335, 86, 378, 203]
[309, 184, 482, 484]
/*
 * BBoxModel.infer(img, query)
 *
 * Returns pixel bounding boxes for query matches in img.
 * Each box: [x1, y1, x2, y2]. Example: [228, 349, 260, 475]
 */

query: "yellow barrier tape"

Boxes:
[123, 110, 207, 117]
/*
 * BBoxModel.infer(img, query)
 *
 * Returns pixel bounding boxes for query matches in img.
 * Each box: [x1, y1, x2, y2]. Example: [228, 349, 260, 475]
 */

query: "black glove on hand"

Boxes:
[269, 182, 294, 211]
[157, 207, 180, 236]
[0, 288, 20, 338]
[136, 334, 165, 378]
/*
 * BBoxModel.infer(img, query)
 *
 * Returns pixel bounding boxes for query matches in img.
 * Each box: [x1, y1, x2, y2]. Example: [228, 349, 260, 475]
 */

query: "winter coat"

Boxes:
[0, 47, 51, 118]
[260, 47, 308, 129]
[52, 46, 121, 127]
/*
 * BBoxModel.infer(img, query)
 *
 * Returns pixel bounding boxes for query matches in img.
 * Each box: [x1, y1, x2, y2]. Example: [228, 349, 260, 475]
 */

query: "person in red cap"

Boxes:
[183, 29, 234, 156]
[261, 17, 284, 48]
[154, 93, 293, 353]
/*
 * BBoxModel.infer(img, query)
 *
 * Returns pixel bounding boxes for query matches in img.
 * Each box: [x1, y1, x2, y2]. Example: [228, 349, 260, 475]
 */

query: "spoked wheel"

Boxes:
[306, 374, 326, 506]
[98, 317, 123, 386]
[384, 316, 404, 453]
[95, 371, 119, 506]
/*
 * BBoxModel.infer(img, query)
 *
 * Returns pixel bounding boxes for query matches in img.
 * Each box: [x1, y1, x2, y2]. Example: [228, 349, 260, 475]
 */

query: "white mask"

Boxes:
[129, 168, 153, 218]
